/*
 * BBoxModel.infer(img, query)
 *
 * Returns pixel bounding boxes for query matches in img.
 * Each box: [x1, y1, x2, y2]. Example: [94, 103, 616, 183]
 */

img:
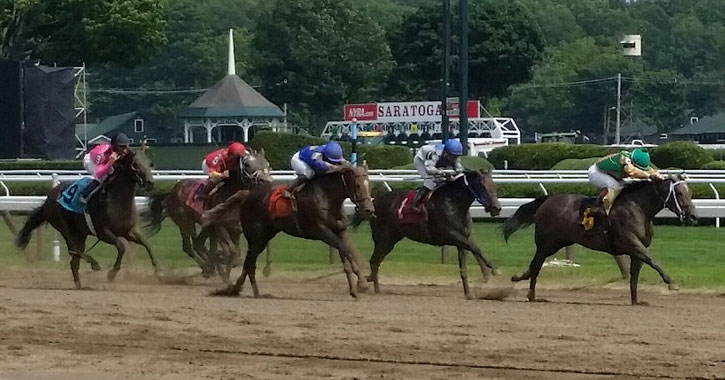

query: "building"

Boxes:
[669, 113, 725, 143]
[76, 111, 173, 146]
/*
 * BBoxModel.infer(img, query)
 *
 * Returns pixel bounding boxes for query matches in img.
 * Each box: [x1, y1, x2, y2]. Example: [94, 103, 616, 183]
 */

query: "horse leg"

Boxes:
[178, 219, 207, 269]
[512, 245, 557, 302]
[450, 231, 498, 281]
[262, 243, 272, 277]
[629, 257, 643, 305]
[66, 238, 87, 289]
[80, 252, 101, 271]
[457, 247, 472, 300]
[317, 228, 363, 299]
[243, 242, 267, 297]
[100, 229, 128, 282]
[367, 230, 399, 294]
[125, 228, 162, 276]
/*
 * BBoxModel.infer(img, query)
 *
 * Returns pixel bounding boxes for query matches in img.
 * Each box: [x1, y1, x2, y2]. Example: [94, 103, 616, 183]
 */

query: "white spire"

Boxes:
[227, 28, 236, 76]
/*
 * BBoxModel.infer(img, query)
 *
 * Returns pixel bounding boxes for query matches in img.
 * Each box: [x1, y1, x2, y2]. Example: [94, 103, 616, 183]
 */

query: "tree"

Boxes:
[254, 0, 393, 132]
[631, 70, 687, 133]
[1, 0, 166, 67]
[384, 1, 544, 101]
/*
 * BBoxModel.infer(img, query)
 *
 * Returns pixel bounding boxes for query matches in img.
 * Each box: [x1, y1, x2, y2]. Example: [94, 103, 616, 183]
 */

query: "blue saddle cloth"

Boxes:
[58, 177, 95, 214]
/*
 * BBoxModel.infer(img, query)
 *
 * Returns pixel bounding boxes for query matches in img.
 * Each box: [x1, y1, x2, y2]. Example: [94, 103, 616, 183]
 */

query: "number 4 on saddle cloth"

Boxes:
[397, 190, 434, 224]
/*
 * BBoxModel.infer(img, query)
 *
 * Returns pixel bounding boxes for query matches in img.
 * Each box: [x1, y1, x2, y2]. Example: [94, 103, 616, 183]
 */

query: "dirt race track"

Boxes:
[0, 268, 724, 380]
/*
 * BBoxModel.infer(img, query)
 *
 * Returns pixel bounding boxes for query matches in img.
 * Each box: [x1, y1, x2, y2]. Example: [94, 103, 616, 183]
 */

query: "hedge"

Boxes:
[0, 160, 83, 170]
[649, 141, 712, 169]
[487, 143, 610, 170]
[701, 160, 725, 170]
[249, 131, 412, 169]
[551, 157, 599, 170]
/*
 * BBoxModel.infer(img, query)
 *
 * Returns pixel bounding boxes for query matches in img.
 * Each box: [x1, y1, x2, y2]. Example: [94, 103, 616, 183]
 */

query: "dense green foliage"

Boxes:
[650, 141, 713, 169]
[701, 160, 725, 170]
[551, 157, 601, 170]
[487, 143, 609, 170]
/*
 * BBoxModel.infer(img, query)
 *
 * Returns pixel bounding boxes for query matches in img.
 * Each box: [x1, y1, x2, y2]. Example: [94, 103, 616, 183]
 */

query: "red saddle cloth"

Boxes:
[397, 191, 430, 224]
[268, 185, 293, 219]
[185, 180, 207, 215]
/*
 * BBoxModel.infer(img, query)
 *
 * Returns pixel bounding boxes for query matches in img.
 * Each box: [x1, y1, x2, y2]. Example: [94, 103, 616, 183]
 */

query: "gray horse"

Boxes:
[502, 175, 697, 305]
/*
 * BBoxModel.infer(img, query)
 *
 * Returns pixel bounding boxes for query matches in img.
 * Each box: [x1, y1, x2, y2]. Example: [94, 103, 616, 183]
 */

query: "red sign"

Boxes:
[344, 101, 479, 122]
[344, 103, 377, 121]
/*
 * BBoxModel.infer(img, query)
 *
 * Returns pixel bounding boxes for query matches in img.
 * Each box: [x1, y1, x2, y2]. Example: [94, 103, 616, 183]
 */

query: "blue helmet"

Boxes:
[322, 141, 343, 163]
[443, 139, 463, 156]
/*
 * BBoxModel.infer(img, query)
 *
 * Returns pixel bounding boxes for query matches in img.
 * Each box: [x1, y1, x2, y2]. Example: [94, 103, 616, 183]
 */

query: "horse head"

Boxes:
[342, 163, 375, 220]
[117, 147, 155, 191]
[464, 170, 501, 216]
[652, 173, 698, 225]
[242, 147, 273, 185]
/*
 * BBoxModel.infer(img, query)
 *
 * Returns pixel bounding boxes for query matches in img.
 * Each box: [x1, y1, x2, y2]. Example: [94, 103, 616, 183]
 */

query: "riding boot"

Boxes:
[79, 180, 100, 204]
[602, 188, 622, 215]
[283, 177, 304, 199]
[407, 187, 430, 213]
[196, 179, 218, 201]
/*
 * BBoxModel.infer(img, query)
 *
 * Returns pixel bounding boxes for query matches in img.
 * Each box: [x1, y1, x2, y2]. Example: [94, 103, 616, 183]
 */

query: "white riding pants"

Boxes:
[588, 164, 622, 191]
[291, 152, 315, 179]
[414, 156, 443, 190]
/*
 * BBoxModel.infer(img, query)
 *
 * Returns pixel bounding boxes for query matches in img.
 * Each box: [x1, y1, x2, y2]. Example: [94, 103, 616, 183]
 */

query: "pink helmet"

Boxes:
[227, 142, 247, 157]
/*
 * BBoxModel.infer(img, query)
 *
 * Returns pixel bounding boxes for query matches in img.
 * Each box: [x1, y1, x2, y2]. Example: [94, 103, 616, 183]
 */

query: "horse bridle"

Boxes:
[462, 173, 491, 207]
[660, 179, 688, 220]
[340, 169, 372, 210]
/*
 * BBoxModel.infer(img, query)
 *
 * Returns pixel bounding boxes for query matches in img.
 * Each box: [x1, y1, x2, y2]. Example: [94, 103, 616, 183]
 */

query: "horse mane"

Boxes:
[620, 180, 653, 195]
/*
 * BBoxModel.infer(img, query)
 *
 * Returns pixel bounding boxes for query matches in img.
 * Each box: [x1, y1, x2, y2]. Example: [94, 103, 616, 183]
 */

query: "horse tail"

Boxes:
[501, 196, 549, 242]
[15, 206, 46, 249]
[145, 192, 168, 236]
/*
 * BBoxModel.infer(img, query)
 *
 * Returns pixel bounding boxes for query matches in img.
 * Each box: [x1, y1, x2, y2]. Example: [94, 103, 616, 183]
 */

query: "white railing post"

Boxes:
[709, 183, 720, 228]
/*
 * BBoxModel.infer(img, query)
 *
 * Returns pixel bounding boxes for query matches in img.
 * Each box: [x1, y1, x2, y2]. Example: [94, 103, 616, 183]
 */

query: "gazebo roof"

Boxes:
[179, 74, 284, 119]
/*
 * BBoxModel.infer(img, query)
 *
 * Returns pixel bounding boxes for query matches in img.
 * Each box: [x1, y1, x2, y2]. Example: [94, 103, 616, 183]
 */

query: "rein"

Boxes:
[661, 180, 687, 219]
[462, 173, 489, 206]
[340, 169, 371, 209]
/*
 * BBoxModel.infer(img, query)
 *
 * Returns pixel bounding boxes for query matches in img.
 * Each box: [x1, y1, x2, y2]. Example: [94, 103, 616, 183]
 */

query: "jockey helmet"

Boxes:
[227, 142, 247, 157]
[631, 148, 651, 170]
[443, 139, 463, 156]
[322, 141, 343, 163]
[111, 133, 129, 148]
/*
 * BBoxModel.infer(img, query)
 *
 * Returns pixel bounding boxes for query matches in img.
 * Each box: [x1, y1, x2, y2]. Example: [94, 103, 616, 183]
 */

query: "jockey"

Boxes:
[80, 132, 130, 203]
[284, 141, 349, 198]
[408, 139, 465, 212]
[588, 148, 661, 214]
[198, 142, 248, 200]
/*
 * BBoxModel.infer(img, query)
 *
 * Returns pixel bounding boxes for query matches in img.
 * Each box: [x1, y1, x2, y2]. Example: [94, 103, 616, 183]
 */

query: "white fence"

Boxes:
[0, 169, 723, 222]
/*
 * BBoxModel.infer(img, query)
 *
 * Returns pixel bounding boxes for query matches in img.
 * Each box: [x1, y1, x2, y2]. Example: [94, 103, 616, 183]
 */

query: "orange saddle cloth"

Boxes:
[268, 185, 294, 219]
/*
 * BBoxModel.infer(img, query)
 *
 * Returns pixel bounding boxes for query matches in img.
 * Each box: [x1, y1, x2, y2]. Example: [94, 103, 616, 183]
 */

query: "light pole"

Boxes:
[441, 0, 451, 141]
[351, 117, 358, 166]
[459, 0, 469, 154]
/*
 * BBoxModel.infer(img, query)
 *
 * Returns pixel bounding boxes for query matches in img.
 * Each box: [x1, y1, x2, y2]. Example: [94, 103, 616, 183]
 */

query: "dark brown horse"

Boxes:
[145, 149, 271, 281]
[502, 175, 697, 305]
[210, 165, 375, 299]
[15, 147, 157, 288]
[351, 170, 502, 299]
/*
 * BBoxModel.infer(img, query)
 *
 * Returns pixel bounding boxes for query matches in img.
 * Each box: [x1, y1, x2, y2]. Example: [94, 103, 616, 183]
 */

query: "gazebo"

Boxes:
[179, 29, 285, 143]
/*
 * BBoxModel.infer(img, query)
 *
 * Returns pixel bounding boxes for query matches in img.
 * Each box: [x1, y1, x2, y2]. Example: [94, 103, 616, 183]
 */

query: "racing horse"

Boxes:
[15, 147, 158, 289]
[209, 165, 375, 299]
[145, 149, 271, 282]
[501, 174, 698, 305]
[351, 170, 502, 299]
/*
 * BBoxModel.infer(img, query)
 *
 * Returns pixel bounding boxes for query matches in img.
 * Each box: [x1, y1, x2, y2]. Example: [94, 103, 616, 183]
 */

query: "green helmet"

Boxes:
[631, 148, 651, 170]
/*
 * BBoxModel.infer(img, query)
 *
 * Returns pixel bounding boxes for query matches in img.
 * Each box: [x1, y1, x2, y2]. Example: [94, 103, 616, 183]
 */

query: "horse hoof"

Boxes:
[107, 270, 118, 282]
[91, 263, 101, 271]
[262, 266, 272, 277]
[512, 275, 522, 282]
[668, 283, 680, 292]
[493, 268, 502, 276]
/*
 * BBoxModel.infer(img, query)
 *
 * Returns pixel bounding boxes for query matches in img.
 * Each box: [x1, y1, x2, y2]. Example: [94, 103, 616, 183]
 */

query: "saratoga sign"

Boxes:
[344, 101, 480, 122]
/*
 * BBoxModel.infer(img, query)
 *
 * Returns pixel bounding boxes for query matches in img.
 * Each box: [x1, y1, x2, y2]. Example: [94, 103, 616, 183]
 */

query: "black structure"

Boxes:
[0, 61, 77, 159]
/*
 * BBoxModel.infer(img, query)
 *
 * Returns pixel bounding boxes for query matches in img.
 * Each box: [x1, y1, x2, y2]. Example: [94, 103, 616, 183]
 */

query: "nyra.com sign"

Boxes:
[344, 101, 480, 123]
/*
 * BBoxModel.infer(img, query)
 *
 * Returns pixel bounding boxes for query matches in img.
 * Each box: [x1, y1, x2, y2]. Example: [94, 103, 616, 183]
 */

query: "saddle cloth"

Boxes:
[185, 180, 207, 215]
[396, 190, 432, 224]
[268, 185, 293, 219]
[579, 195, 604, 231]
[57, 177, 97, 235]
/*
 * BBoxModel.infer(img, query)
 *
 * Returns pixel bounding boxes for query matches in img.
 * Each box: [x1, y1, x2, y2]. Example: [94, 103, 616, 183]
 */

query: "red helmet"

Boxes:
[227, 142, 247, 157]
